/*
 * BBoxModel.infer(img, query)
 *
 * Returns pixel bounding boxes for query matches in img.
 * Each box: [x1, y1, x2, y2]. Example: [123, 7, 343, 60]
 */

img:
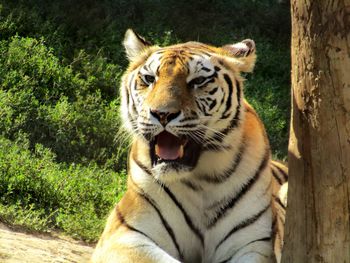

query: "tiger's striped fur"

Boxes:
[92, 29, 288, 263]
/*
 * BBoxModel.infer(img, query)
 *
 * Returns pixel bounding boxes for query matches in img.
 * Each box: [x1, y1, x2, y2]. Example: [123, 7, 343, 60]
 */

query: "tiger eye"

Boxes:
[144, 75, 155, 84]
[192, 77, 206, 85]
[188, 76, 207, 89]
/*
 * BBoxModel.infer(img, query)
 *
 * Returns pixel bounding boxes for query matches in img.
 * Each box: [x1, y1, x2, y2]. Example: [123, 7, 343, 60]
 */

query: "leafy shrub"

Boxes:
[0, 136, 126, 241]
[0, 36, 127, 167]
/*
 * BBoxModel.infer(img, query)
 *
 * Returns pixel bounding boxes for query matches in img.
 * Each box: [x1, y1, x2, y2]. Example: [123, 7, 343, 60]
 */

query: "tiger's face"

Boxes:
[121, 29, 256, 180]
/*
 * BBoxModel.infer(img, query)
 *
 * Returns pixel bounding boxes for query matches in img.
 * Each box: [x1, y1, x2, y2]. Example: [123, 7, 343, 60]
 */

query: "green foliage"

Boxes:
[0, 203, 51, 232]
[0, 0, 290, 241]
[0, 37, 127, 167]
[0, 136, 127, 241]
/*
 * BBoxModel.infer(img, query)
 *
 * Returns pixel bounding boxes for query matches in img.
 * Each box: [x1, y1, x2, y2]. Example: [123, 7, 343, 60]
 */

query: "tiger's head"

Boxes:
[121, 29, 256, 181]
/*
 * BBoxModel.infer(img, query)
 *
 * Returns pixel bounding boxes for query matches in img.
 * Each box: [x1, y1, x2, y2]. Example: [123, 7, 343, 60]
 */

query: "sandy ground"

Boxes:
[0, 223, 94, 263]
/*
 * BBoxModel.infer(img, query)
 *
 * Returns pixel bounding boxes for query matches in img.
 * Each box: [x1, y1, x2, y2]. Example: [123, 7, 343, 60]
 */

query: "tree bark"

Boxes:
[282, 1, 350, 263]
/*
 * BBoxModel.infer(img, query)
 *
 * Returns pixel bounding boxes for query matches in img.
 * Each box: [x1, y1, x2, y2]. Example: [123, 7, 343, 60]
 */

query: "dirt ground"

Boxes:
[0, 223, 94, 263]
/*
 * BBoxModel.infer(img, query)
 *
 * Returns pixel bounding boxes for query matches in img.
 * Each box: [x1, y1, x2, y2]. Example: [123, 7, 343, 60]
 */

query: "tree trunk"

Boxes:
[282, 1, 350, 263]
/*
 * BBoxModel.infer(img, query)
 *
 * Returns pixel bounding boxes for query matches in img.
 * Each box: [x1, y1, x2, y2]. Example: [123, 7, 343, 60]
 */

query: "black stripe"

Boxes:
[213, 80, 242, 143]
[254, 237, 271, 242]
[139, 122, 155, 127]
[207, 147, 269, 228]
[142, 64, 150, 72]
[116, 206, 159, 246]
[133, 158, 153, 176]
[203, 110, 212, 117]
[208, 87, 219, 95]
[263, 174, 273, 194]
[271, 167, 283, 185]
[155, 50, 166, 55]
[130, 89, 138, 114]
[215, 204, 270, 251]
[222, 80, 241, 131]
[205, 77, 217, 86]
[133, 76, 139, 90]
[124, 85, 130, 106]
[161, 184, 204, 246]
[128, 113, 137, 130]
[208, 71, 218, 80]
[273, 194, 286, 209]
[218, 258, 231, 263]
[219, 87, 225, 105]
[272, 163, 288, 182]
[200, 139, 246, 183]
[199, 98, 212, 116]
[179, 117, 197, 123]
[177, 55, 187, 69]
[272, 216, 277, 234]
[218, 237, 272, 263]
[128, 72, 136, 90]
[189, 73, 217, 89]
[195, 100, 205, 113]
[176, 123, 198, 128]
[133, 158, 204, 246]
[221, 74, 233, 118]
[181, 179, 202, 191]
[188, 51, 211, 57]
[148, 59, 155, 68]
[199, 98, 209, 104]
[130, 179, 183, 260]
[242, 236, 272, 250]
[209, 99, 217, 111]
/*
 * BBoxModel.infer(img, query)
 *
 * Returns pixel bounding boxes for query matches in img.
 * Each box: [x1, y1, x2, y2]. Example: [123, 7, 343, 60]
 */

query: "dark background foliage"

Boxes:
[0, 0, 290, 241]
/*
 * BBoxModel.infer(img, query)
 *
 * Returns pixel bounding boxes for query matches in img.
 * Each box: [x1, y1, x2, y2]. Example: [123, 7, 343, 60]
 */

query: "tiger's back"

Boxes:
[92, 29, 288, 263]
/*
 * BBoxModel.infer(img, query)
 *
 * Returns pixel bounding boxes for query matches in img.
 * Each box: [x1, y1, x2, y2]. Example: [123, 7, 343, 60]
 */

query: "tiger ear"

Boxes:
[123, 29, 152, 61]
[222, 39, 256, 72]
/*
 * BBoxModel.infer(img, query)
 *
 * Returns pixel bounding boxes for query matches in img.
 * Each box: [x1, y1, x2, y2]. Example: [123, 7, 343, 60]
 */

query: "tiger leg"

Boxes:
[228, 241, 275, 263]
[91, 228, 181, 263]
[92, 189, 183, 263]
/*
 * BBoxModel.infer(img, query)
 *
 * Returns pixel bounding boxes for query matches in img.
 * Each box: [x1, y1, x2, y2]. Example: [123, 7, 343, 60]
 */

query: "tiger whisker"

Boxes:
[199, 124, 227, 140]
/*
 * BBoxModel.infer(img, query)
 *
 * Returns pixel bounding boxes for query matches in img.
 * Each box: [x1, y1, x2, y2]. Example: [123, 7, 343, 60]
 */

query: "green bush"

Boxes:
[0, 136, 126, 241]
[0, 36, 127, 167]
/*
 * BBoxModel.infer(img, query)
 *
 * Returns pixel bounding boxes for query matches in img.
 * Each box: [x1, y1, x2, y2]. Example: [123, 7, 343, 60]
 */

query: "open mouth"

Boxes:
[150, 131, 202, 169]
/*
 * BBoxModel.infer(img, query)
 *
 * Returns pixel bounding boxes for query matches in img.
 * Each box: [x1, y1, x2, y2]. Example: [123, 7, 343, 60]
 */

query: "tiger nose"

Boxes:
[150, 109, 181, 126]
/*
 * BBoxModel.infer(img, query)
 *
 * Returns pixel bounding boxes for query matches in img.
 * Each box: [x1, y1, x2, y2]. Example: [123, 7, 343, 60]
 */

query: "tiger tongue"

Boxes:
[155, 131, 184, 160]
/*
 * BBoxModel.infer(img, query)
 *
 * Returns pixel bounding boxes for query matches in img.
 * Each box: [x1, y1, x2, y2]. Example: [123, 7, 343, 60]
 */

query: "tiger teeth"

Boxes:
[179, 145, 184, 158]
[155, 144, 160, 156]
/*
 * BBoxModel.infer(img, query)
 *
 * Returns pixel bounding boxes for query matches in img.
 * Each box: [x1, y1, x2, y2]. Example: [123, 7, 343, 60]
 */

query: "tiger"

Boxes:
[91, 29, 288, 263]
